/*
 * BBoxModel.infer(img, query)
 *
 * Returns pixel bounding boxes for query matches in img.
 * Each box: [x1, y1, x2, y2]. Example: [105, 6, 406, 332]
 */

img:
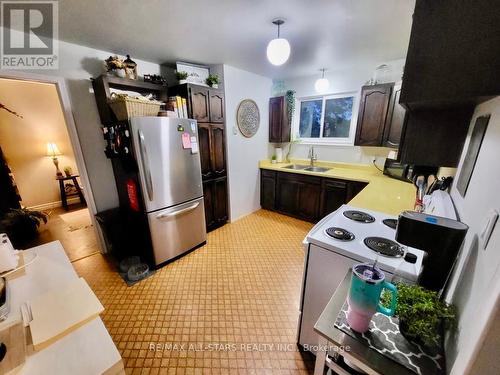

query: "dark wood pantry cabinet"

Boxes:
[260, 170, 367, 222]
[269, 96, 290, 143]
[169, 83, 228, 231]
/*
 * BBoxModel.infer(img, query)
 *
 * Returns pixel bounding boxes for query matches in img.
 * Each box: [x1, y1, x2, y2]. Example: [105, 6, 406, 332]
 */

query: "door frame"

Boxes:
[0, 70, 104, 252]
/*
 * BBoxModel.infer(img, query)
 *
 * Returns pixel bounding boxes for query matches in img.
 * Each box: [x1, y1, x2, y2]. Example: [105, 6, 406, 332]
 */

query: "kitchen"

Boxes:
[0, 0, 499, 374]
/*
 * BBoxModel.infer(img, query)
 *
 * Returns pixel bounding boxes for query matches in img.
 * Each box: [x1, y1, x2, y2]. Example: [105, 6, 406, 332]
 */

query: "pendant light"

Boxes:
[315, 68, 330, 93]
[267, 19, 291, 66]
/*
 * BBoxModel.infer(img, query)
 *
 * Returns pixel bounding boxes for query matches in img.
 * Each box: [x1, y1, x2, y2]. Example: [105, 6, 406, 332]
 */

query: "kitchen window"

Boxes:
[294, 92, 358, 145]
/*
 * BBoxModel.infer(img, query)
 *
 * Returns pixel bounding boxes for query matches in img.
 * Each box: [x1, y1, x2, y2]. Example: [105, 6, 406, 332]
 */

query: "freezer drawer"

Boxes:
[147, 197, 206, 265]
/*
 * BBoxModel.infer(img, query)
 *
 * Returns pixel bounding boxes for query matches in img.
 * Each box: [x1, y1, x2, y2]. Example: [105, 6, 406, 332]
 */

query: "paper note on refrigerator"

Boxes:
[191, 141, 199, 154]
[182, 132, 191, 149]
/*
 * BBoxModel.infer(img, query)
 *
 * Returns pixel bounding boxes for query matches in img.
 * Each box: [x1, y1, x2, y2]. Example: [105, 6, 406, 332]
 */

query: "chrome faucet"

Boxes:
[308, 146, 317, 167]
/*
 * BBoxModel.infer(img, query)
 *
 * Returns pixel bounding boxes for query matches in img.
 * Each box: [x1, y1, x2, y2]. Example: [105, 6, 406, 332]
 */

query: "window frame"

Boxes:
[293, 91, 360, 145]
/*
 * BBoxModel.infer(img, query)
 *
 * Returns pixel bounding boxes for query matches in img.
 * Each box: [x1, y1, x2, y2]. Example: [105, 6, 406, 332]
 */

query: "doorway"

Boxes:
[0, 73, 101, 262]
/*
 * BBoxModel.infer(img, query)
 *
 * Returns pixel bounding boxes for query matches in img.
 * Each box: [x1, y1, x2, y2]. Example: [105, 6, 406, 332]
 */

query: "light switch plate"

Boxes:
[481, 209, 498, 250]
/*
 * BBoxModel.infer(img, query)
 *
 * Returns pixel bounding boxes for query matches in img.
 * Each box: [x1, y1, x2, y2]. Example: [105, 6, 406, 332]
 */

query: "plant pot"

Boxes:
[179, 80, 188, 85]
[399, 319, 441, 350]
[114, 69, 126, 78]
[211, 84, 219, 89]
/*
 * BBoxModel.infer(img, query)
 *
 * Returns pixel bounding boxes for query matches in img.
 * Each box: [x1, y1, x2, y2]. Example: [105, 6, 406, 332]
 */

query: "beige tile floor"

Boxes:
[73, 209, 316, 374]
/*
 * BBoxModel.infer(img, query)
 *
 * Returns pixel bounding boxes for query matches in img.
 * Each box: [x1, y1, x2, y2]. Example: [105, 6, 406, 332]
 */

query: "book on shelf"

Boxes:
[182, 98, 188, 120]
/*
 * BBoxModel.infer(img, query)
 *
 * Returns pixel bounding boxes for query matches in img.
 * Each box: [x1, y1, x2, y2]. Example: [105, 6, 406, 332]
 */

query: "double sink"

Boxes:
[284, 164, 331, 173]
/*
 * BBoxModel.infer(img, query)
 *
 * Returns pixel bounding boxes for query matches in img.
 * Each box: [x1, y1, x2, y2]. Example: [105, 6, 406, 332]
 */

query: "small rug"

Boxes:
[334, 301, 445, 375]
[60, 209, 93, 231]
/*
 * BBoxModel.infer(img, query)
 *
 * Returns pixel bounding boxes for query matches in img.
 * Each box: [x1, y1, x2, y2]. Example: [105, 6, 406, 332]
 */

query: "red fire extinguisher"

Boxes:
[126, 179, 140, 211]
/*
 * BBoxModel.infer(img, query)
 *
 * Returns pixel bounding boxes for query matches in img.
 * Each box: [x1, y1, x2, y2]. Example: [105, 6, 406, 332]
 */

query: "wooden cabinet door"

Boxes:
[297, 182, 321, 222]
[189, 86, 210, 122]
[355, 84, 393, 146]
[384, 84, 406, 148]
[210, 124, 226, 177]
[209, 91, 225, 123]
[213, 177, 228, 224]
[202, 180, 215, 230]
[276, 173, 321, 222]
[269, 96, 284, 143]
[260, 170, 276, 210]
[319, 180, 348, 219]
[276, 174, 299, 215]
[197, 124, 213, 180]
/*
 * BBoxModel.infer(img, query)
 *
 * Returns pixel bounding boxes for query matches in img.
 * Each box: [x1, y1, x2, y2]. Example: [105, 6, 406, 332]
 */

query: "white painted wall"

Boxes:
[223, 65, 273, 221]
[1, 35, 162, 212]
[444, 96, 500, 375]
[276, 59, 406, 164]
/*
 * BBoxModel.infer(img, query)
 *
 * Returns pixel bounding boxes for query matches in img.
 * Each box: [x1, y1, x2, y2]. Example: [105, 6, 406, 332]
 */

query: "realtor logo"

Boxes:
[1, 1, 58, 69]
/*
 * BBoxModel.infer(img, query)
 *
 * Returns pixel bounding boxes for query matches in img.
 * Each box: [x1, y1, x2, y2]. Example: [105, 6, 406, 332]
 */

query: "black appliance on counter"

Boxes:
[396, 211, 469, 293]
[383, 159, 438, 183]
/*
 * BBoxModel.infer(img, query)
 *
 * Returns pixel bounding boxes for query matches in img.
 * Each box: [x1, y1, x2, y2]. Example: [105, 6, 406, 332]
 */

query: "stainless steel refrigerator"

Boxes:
[129, 117, 206, 265]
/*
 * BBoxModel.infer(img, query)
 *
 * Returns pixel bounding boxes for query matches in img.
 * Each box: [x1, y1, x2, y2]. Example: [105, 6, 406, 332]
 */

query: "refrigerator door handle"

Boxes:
[138, 130, 154, 201]
[156, 202, 200, 219]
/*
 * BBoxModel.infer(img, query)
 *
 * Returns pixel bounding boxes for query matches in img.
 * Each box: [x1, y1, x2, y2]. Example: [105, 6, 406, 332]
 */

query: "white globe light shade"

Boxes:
[266, 38, 291, 66]
[315, 77, 330, 93]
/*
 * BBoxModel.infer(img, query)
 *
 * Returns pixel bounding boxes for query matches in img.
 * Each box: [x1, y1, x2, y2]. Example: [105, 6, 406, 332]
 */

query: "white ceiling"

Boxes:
[58, 0, 415, 79]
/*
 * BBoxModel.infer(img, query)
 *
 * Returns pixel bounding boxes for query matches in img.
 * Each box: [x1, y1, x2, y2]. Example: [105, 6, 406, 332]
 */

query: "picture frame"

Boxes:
[175, 62, 210, 86]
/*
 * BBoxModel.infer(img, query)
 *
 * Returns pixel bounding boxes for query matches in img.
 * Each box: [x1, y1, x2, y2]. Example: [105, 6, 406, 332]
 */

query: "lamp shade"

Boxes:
[46, 142, 61, 157]
[266, 38, 291, 66]
[314, 77, 330, 93]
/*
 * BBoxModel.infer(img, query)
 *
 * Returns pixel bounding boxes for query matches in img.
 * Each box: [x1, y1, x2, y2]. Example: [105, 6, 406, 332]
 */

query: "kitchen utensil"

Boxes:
[347, 263, 397, 333]
[426, 175, 436, 194]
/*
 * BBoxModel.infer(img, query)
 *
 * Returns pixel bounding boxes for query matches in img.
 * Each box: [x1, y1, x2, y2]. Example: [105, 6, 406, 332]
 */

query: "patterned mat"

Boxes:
[334, 302, 445, 375]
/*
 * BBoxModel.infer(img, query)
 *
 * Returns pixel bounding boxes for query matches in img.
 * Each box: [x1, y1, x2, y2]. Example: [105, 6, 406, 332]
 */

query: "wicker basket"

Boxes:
[108, 94, 162, 120]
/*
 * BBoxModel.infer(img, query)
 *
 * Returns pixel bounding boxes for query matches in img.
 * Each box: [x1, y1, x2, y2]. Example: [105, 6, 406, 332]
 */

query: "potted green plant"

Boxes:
[63, 166, 72, 177]
[382, 283, 456, 349]
[175, 71, 189, 84]
[0, 208, 48, 249]
[205, 74, 220, 88]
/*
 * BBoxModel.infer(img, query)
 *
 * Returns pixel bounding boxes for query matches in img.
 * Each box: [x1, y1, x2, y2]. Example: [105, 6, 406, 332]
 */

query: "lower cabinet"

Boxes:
[319, 179, 348, 218]
[260, 170, 276, 210]
[260, 169, 368, 222]
[202, 176, 228, 232]
[276, 173, 322, 222]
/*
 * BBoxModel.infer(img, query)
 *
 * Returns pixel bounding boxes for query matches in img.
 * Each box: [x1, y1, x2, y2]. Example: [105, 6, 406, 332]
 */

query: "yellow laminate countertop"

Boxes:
[259, 159, 416, 216]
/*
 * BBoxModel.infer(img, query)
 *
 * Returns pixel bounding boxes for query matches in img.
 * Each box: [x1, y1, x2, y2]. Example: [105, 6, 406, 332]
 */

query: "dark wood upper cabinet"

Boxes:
[400, 0, 500, 109]
[209, 91, 225, 123]
[383, 83, 406, 148]
[399, 106, 474, 167]
[355, 83, 393, 146]
[210, 124, 226, 177]
[189, 86, 210, 122]
[269, 96, 290, 143]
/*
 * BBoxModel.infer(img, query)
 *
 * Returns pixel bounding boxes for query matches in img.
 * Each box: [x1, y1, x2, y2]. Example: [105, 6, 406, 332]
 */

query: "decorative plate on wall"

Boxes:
[237, 99, 260, 138]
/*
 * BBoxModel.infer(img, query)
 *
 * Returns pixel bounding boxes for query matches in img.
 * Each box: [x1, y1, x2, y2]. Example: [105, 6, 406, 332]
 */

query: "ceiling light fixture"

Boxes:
[266, 19, 291, 66]
[315, 68, 330, 93]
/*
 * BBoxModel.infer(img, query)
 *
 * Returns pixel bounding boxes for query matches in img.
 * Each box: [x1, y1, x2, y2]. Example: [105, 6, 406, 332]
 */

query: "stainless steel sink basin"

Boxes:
[304, 166, 331, 172]
[283, 164, 309, 170]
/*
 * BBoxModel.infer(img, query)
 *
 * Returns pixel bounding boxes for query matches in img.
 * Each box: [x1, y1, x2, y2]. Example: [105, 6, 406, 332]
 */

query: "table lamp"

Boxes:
[46, 142, 63, 177]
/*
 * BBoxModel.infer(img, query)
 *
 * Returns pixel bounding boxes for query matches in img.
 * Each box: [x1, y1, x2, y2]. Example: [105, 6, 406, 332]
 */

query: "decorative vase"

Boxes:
[114, 69, 126, 78]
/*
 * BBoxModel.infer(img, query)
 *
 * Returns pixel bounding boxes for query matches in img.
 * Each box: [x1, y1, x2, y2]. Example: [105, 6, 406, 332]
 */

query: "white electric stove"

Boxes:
[297, 204, 427, 353]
